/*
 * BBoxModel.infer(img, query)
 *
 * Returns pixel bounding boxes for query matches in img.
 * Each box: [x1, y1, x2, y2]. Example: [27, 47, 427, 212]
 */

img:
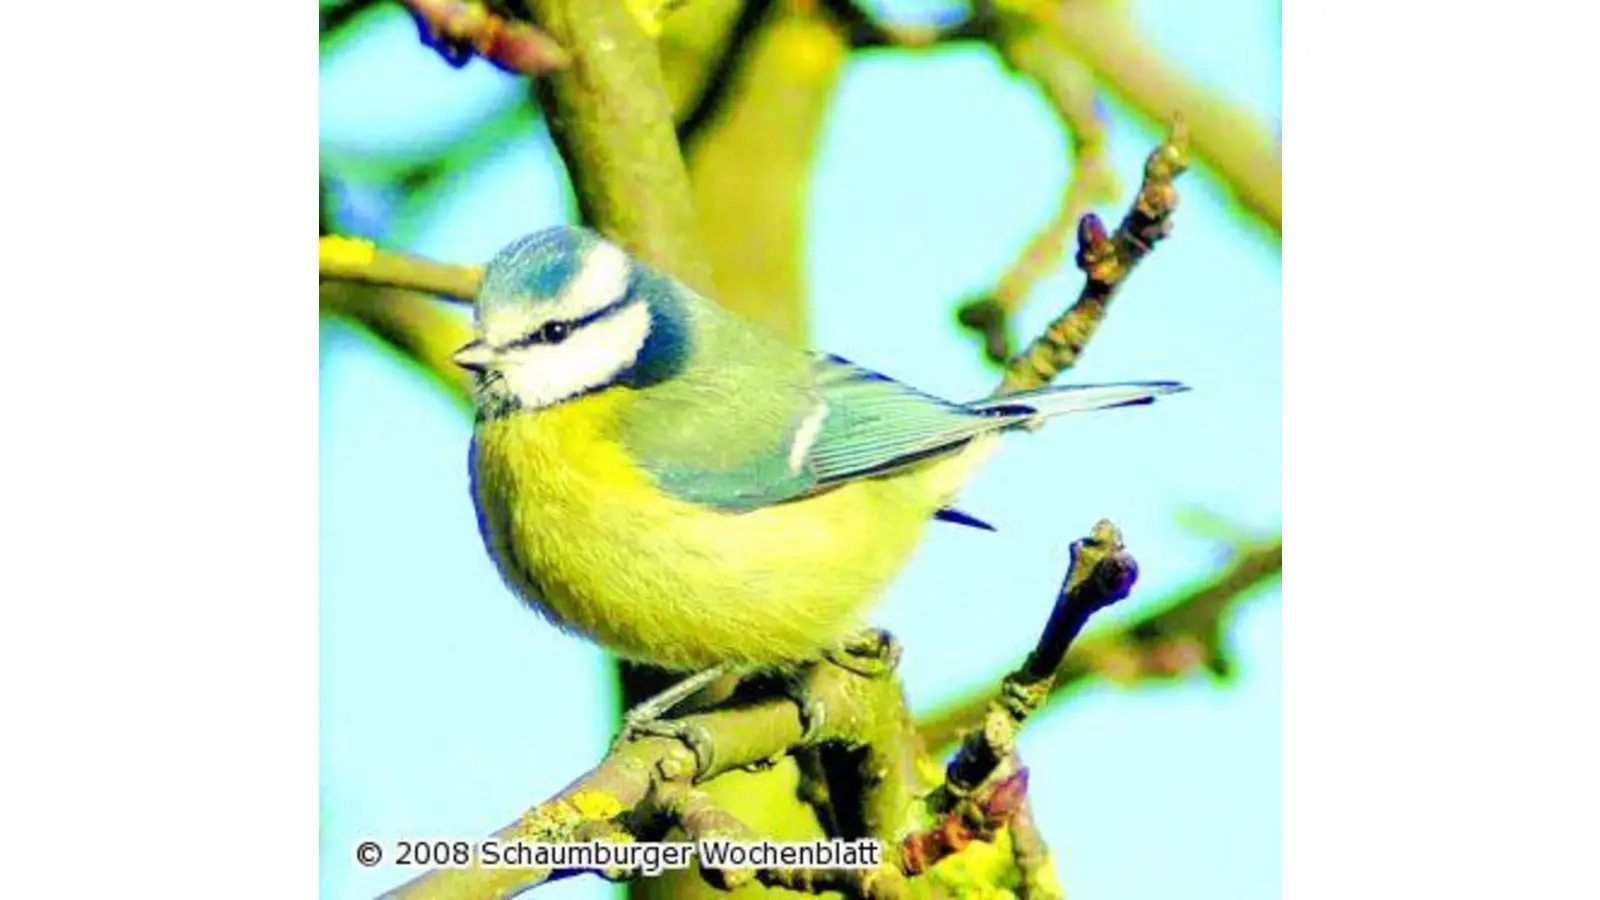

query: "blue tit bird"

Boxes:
[456, 226, 1184, 711]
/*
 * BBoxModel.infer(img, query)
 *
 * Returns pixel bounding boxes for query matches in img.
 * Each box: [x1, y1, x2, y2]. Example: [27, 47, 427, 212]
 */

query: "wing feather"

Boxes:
[618, 352, 1007, 510]
[802, 355, 1003, 485]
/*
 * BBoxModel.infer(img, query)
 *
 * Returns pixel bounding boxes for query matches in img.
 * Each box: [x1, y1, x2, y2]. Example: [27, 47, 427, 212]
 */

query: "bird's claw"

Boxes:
[607, 663, 733, 759]
[777, 672, 830, 746]
[613, 715, 717, 779]
[825, 628, 902, 677]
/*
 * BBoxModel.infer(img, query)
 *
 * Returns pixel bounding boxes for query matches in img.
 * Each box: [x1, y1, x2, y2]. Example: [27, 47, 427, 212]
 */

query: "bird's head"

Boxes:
[456, 227, 692, 418]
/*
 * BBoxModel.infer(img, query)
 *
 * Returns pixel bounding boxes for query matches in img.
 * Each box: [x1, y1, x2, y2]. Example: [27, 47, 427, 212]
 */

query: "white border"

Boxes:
[1, 2, 314, 895]
[1287, 2, 1599, 898]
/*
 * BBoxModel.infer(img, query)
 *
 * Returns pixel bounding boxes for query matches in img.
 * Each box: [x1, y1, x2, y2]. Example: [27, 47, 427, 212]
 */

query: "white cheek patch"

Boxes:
[500, 301, 653, 408]
[482, 306, 543, 349]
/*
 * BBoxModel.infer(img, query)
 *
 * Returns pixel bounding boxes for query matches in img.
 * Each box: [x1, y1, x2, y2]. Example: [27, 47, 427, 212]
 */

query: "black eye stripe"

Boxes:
[509, 295, 636, 349]
[507, 266, 643, 350]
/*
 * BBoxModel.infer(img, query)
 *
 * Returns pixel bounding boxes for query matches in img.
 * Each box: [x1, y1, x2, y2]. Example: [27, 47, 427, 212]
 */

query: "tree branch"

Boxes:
[997, 115, 1188, 395]
[915, 533, 1282, 752]
[1007, 798, 1063, 899]
[1043, 0, 1280, 234]
[320, 283, 476, 403]
[519, 0, 715, 292]
[672, 0, 774, 147]
[942, 522, 1136, 796]
[683, 1, 849, 344]
[380, 647, 909, 898]
[319, 236, 482, 303]
[324, 125, 1202, 898]
[321, 0, 383, 37]
[958, 8, 1121, 364]
[658, 779, 912, 898]
[382, 519, 1138, 899]
[837, 0, 1279, 239]
[401, 0, 573, 74]
[899, 523, 1135, 885]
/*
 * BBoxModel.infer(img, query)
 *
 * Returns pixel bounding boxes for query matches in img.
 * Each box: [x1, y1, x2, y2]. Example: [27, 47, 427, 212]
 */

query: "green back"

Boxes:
[612, 300, 1004, 511]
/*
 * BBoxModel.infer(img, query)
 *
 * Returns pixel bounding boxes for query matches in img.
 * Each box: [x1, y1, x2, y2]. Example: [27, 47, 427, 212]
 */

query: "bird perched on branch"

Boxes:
[457, 226, 1184, 730]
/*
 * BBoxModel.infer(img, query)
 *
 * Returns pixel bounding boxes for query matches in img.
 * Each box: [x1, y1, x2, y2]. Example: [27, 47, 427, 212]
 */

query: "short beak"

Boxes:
[452, 340, 496, 372]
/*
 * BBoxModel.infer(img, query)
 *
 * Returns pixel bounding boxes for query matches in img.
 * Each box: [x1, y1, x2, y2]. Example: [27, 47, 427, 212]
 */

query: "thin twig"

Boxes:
[958, 10, 1120, 363]
[1043, 0, 1280, 234]
[1008, 799, 1062, 900]
[943, 521, 1135, 796]
[319, 236, 482, 303]
[900, 521, 1137, 879]
[401, 0, 573, 74]
[915, 535, 1282, 751]
[996, 116, 1189, 395]
[849, 0, 1279, 236]
[319, 283, 476, 403]
[901, 767, 1030, 877]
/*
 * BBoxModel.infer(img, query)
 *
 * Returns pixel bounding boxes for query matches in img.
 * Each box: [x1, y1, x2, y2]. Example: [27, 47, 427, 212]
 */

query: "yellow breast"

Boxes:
[470, 391, 987, 670]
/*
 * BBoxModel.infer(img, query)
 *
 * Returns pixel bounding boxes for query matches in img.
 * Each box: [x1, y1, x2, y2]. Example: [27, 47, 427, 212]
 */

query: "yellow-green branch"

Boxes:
[318, 236, 481, 303]
[382, 518, 1140, 900]
[380, 647, 913, 899]
[1044, 0, 1281, 234]
[520, 0, 715, 292]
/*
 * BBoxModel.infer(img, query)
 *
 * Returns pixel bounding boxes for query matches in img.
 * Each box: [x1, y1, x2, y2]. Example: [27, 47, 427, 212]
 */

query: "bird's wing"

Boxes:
[799, 354, 1012, 486]
[615, 353, 1012, 512]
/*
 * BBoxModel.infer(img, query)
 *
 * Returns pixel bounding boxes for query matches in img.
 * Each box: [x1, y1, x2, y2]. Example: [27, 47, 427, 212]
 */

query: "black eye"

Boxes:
[537, 320, 571, 344]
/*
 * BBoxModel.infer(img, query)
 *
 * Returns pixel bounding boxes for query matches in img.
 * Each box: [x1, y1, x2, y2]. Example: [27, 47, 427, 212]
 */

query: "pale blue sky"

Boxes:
[320, 2, 1280, 897]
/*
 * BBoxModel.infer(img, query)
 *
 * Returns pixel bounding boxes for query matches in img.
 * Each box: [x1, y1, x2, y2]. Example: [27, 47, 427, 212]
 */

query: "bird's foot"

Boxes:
[611, 664, 733, 755]
[615, 716, 719, 778]
[776, 669, 830, 749]
[825, 627, 902, 678]
[770, 630, 904, 749]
